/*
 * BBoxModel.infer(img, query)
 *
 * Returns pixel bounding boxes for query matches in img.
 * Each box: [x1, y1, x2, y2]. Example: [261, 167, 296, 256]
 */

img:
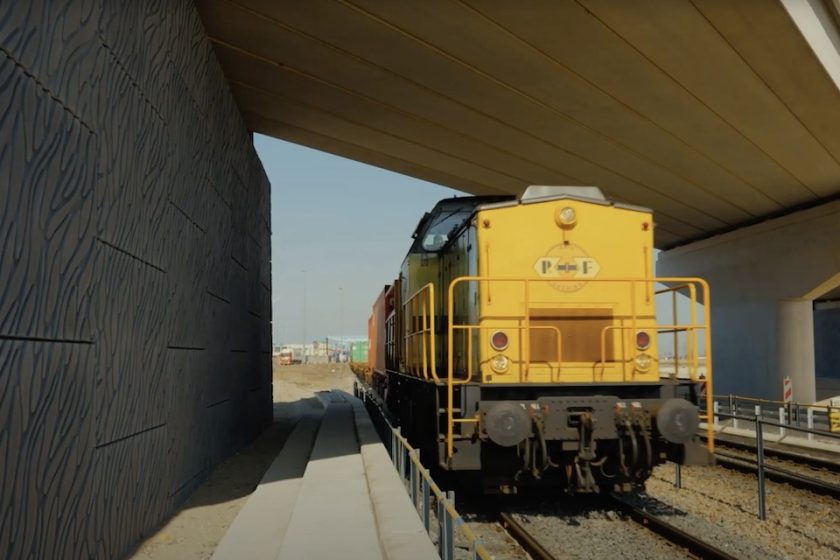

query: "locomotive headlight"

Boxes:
[491, 354, 510, 372]
[490, 330, 509, 351]
[556, 206, 577, 226]
[634, 352, 652, 371]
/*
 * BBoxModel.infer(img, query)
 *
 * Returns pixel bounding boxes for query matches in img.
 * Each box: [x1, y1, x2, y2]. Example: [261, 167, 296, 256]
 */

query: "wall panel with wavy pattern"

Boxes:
[0, 2, 272, 558]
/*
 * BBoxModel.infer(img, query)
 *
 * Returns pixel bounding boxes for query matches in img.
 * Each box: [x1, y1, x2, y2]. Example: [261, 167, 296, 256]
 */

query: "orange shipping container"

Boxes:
[368, 285, 389, 373]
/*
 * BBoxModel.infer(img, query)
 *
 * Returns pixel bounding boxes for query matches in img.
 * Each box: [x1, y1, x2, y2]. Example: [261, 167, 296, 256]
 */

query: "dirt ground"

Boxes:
[271, 361, 356, 407]
[127, 361, 357, 560]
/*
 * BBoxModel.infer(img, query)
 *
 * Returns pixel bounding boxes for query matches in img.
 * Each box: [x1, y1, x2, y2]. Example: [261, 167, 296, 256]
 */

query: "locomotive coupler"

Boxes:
[573, 412, 599, 492]
[515, 410, 554, 481]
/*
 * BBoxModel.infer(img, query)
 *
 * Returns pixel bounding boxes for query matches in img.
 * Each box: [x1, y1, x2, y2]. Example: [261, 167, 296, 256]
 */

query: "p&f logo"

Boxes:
[533, 244, 600, 292]
[536, 258, 599, 277]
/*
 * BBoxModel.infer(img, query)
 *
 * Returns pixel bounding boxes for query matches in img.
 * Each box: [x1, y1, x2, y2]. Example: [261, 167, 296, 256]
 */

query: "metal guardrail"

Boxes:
[359, 388, 492, 560]
[702, 411, 840, 520]
[711, 395, 840, 435]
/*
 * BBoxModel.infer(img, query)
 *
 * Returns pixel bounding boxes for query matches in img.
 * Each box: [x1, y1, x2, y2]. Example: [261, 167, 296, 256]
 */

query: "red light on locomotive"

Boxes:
[636, 331, 651, 350]
[490, 331, 509, 351]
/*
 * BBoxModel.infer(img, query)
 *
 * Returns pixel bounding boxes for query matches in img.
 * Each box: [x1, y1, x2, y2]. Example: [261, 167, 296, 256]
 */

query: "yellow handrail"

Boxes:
[597, 324, 706, 382]
[402, 283, 439, 382]
[385, 313, 395, 369]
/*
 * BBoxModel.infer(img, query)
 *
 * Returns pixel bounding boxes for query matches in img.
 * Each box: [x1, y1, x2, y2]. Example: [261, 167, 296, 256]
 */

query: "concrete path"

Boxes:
[213, 390, 437, 560]
[276, 396, 384, 560]
[211, 409, 323, 560]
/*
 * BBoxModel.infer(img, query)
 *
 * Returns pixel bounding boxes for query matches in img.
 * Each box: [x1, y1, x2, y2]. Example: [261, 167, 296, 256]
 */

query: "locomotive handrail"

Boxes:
[655, 283, 699, 384]
[403, 283, 439, 382]
[385, 313, 396, 371]
[445, 275, 714, 461]
[597, 324, 706, 382]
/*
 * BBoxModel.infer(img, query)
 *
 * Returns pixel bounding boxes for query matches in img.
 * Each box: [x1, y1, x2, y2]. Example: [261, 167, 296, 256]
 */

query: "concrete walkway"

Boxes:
[212, 391, 437, 560]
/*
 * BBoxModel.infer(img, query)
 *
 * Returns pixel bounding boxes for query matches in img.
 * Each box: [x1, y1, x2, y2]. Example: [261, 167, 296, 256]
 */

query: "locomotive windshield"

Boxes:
[421, 208, 472, 251]
[410, 196, 513, 253]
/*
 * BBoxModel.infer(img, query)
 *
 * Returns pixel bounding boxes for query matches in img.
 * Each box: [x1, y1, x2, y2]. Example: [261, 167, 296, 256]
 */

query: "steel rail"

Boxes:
[706, 434, 840, 473]
[610, 496, 739, 560]
[498, 512, 557, 560]
[714, 453, 840, 500]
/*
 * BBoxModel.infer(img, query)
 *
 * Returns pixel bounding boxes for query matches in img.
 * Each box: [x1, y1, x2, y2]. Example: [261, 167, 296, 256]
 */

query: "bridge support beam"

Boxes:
[658, 201, 840, 403]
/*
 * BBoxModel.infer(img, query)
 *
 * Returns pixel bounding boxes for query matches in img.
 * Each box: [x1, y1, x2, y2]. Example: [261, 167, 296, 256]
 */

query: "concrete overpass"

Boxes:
[2, 2, 840, 558]
[198, 0, 840, 249]
[196, 0, 840, 403]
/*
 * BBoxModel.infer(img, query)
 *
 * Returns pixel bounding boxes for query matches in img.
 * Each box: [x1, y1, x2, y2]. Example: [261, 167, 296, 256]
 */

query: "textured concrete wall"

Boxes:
[0, 2, 272, 559]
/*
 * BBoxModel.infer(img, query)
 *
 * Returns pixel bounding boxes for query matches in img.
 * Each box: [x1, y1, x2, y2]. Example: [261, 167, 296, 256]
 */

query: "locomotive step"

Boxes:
[437, 434, 472, 441]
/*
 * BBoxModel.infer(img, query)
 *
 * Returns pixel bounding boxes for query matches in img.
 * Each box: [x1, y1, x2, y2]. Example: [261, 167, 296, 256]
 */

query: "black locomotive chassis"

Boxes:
[380, 370, 710, 490]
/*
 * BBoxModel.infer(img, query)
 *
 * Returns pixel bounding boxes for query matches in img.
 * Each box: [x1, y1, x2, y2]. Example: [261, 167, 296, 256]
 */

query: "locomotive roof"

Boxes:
[409, 187, 651, 254]
[476, 185, 652, 214]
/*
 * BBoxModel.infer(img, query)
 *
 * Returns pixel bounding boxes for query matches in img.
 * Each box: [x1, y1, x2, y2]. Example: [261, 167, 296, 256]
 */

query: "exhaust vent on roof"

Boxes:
[521, 185, 606, 202]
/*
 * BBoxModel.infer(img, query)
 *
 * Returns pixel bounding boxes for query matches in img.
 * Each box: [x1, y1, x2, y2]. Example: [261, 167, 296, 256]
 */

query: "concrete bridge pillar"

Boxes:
[657, 201, 840, 403]
[777, 299, 816, 403]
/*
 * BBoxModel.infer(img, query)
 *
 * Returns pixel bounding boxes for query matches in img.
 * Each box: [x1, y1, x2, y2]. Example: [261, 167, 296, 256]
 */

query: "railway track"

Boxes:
[609, 496, 739, 560]
[707, 434, 840, 473]
[703, 436, 840, 499]
[498, 512, 556, 560]
[714, 452, 840, 499]
[496, 495, 738, 560]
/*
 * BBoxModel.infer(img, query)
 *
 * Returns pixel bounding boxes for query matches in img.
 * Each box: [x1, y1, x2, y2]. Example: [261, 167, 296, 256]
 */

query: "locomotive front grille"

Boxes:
[529, 308, 614, 363]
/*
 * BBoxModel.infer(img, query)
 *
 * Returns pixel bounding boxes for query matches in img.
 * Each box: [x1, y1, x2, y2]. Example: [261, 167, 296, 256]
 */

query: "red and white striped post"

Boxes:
[782, 377, 793, 437]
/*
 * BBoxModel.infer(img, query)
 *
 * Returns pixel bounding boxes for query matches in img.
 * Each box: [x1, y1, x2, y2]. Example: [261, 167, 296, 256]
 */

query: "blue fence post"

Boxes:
[443, 491, 455, 560]
[437, 497, 445, 558]
[409, 449, 418, 504]
[756, 417, 766, 521]
[422, 477, 430, 530]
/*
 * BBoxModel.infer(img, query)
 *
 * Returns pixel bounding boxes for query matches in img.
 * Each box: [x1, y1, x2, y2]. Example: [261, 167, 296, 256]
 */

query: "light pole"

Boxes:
[301, 269, 307, 364]
[339, 287, 344, 361]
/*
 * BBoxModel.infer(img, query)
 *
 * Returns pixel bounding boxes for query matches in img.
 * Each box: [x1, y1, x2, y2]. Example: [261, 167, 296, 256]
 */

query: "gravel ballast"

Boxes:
[646, 463, 840, 559]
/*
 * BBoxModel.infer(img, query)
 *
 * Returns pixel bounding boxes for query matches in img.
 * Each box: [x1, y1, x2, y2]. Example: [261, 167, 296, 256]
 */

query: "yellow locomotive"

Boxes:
[360, 186, 713, 493]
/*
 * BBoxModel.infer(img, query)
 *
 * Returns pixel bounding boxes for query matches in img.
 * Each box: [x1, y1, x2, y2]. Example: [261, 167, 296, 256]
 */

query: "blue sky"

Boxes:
[256, 135, 461, 345]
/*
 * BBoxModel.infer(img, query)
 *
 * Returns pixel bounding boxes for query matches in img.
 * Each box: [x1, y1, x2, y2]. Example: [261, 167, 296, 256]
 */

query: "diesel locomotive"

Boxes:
[357, 186, 714, 494]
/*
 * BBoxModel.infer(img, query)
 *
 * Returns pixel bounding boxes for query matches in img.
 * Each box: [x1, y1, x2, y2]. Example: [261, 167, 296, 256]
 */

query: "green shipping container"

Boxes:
[351, 341, 369, 363]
